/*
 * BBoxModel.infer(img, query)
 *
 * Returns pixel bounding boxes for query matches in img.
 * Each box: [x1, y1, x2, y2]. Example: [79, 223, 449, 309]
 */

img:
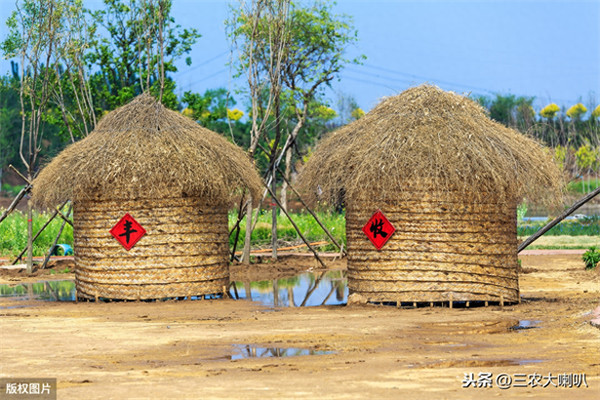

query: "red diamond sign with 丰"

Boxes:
[362, 209, 395, 250]
[110, 213, 146, 251]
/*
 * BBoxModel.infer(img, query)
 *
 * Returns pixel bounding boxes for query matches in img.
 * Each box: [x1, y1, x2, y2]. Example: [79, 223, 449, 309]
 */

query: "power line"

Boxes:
[360, 63, 495, 95]
[340, 74, 404, 92]
[176, 51, 229, 77]
[184, 67, 229, 90]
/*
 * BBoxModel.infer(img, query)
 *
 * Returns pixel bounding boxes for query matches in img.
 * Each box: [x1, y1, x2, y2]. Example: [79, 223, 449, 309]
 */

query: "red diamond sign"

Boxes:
[109, 213, 146, 251]
[362, 209, 395, 250]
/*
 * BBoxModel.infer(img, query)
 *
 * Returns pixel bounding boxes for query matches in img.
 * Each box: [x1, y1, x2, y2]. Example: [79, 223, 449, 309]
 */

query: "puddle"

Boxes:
[0, 281, 76, 301]
[510, 320, 541, 331]
[0, 271, 348, 308]
[231, 271, 348, 307]
[231, 344, 334, 360]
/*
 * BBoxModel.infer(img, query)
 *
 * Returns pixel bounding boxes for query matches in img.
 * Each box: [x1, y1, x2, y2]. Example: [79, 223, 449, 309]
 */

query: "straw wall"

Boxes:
[73, 196, 229, 300]
[346, 191, 519, 304]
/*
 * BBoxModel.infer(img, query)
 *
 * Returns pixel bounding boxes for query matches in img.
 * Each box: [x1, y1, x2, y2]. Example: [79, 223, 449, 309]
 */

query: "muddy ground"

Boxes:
[0, 254, 599, 399]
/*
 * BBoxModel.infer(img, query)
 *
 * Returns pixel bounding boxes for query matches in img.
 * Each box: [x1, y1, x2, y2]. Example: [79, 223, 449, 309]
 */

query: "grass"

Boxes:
[228, 209, 346, 252]
[567, 178, 600, 194]
[0, 183, 25, 197]
[0, 209, 73, 258]
[519, 235, 599, 250]
[517, 216, 599, 236]
[1, 207, 597, 258]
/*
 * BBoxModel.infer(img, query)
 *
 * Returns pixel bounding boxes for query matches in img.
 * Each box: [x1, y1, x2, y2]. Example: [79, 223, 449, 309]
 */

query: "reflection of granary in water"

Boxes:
[300, 85, 562, 305]
[32, 93, 262, 300]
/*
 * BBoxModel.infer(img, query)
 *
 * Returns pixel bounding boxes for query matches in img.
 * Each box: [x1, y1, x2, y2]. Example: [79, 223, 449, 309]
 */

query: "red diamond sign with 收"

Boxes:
[362, 209, 395, 250]
[110, 213, 146, 251]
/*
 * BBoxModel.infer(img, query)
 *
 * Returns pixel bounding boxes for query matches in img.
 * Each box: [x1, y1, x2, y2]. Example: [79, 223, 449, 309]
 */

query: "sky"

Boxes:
[0, 0, 598, 113]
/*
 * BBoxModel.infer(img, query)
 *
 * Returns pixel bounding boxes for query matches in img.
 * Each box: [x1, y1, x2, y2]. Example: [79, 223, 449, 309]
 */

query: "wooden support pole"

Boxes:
[229, 191, 248, 262]
[0, 184, 30, 225]
[55, 207, 73, 227]
[41, 204, 72, 270]
[518, 186, 600, 252]
[8, 164, 29, 184]
[276, 165, 346, 256]
[264, 182, 327, 269]
[12, 200, 69, 264]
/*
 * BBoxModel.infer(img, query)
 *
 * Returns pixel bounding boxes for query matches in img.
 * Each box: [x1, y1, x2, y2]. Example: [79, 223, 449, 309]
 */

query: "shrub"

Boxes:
[582, 246, 600, 270]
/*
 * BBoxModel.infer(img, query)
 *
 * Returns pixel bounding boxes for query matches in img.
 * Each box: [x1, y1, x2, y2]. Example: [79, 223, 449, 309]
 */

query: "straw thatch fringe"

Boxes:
[32, 93, 262, 208]
[298, 85, 563, 207]
[346, 196, 519, 303]
[74, 196, 228, 300]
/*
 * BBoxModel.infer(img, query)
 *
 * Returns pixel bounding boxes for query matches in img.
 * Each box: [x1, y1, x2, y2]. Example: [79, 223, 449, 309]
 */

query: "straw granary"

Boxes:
[33, 93, 262, 300]
[299, 85, 562, 305]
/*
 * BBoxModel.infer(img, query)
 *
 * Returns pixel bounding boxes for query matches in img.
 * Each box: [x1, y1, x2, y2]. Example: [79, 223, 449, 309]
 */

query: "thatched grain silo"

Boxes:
[33, 93, 262, 300]
[300, 85, 562, 305]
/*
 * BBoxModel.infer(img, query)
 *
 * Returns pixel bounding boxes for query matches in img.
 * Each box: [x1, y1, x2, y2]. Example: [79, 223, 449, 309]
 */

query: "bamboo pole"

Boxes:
[518, 186, 600, 252]
[263, 182, 327, 269]
[40, 204, 72, 269]
[276, 165, 346, 255]
[8, 164, 28, 183]
[229, 192, 247, 262]
[12, 200, 69, 264]
[0, 184, 30, 225]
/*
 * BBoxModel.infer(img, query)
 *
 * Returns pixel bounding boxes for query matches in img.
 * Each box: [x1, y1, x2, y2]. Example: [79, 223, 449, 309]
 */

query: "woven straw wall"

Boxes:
[346, 192, 519, 304]
[73, 196, 229, 300]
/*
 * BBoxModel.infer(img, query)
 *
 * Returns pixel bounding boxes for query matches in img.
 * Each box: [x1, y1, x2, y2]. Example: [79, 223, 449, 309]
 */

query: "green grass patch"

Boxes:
[1, 183, 25, 197]
[228, 209, 345, 252]
[519, 235, 600, 250]
[517, 216, 599, 236]
[567, 178, 600, 194]
[0, 210, 73, 258]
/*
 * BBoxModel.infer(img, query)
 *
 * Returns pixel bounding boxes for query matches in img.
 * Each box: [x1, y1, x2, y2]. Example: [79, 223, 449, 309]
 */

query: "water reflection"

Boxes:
[510, 320, 541, 331]
[231, 271, 348, 307]
[0, 281, 75, 302]
[231, 344, 334, 360]
[0, 270, 348, 307]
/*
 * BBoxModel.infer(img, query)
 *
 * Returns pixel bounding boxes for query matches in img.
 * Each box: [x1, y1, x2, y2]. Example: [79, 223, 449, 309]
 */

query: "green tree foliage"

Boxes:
[86, 0, 200, 111]
[487, 93, 535, 130]
[0, 70, 21, 179]
[181, 87, 252, 147]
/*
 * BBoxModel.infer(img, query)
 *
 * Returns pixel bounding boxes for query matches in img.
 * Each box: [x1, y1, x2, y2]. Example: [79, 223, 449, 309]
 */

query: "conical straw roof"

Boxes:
[33, 93, 262, 207]
[299, 85, 563, 206]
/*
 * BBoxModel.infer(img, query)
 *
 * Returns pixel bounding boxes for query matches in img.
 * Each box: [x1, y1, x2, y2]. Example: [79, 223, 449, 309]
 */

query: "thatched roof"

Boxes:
[33, 93, 262, 208]
[299, 85, 563, 206]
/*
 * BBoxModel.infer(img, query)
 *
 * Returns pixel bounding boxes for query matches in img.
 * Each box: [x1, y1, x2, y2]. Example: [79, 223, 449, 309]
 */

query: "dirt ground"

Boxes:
[0, 254, 599, 399]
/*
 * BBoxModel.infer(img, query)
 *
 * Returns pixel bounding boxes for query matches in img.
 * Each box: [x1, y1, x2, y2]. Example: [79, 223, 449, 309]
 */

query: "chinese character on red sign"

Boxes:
[362, 209, 395, 250]
[109, 213, 146, 251]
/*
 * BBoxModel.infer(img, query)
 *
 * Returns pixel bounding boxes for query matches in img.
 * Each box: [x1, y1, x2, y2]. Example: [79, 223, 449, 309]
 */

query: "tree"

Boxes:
[566, 103, 587, 120]
[2, 0, 72, 272]
[228, 0, 290, 262]
[86, 0, 200, 111]
[540, 103, 560, 119]
[0, 70, 22, 184]
[278, 1, 363, 210]
[181, 87, 250, 145]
